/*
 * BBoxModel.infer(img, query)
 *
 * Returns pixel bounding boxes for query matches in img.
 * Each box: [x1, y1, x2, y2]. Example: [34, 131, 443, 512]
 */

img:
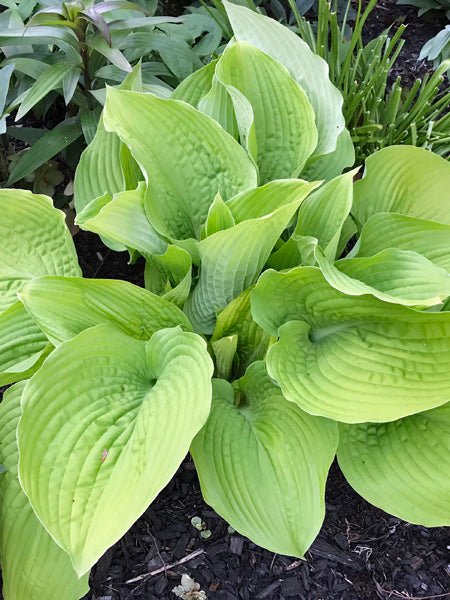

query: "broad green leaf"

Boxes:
[0, 301, 51, 386]
[337, 403, 450, 527]
[171, 59, 217, 106]
[0, 382, 90, 600]
[103, 88, 257, 241]
[184, 199, 304, 334]
[336, 214, 358, 259]
[222, 0, 345, 158]
[16, 62, 71, 120]
[18, 324, 213, 576]
[293, 169, 356, 262]
[354, 213, 450, 272]
[215, 41, 318, 183]
[77, 184, 167, 257]
[74, 63, 143, 214]
[191, 362, 338, 558]
[252, 267, 450, 423]
[144, 245, 192, 308]
[210, 287, 271, 376]
[0, 189, 81, 313]
[80, 106, 102, 144]
[226, 179, 320, 223]
[0, 27, 80, 62]
[316, 247, 450, 307]
[353, 146, 450, 227]
[20, 276, 192, 345]
[7, 119, 82, 185]
[202, 192, 235, 238]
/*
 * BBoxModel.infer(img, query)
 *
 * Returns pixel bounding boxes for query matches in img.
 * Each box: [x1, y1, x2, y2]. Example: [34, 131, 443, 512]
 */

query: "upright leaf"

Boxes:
[222, 0, 345, 158]
[103, 88, 257, 241]
[18, 324, 213, 576]
[215, 41, 318, 183]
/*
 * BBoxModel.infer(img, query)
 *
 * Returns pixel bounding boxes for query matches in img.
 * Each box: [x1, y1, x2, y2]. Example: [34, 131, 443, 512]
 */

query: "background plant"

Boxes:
[0, 0, 223, 190]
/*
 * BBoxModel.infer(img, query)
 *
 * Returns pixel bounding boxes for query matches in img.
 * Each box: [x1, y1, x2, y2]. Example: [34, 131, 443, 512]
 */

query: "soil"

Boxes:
[73, 231, 450, 600]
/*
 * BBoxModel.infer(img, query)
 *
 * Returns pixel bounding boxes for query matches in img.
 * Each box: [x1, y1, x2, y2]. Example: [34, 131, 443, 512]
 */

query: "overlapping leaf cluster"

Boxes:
[0, 3, 449, 599]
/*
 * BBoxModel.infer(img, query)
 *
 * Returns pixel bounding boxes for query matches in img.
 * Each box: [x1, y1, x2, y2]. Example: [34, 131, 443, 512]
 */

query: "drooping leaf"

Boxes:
[215, 41, 318, 183]
[251, 267, 450, 423]
[191, 362, 338, 558]
[354, 213, 450, 272]
[184, 199, 305, 334]
[316, 247, 450, 307]
[0, 382, 90, 600]
[222, 0, 345, 158]
[337, 403, 450, 527]
[19, 276, 192, 345]
[103, 88, 257, 242]
[18, 324, 213, 576]
[0, 301, 51, 386]
[352, 146, 450, 227]
[300, 127, 355, 181]
[77, 183, 167, 257]
[0, 189, 81, 313]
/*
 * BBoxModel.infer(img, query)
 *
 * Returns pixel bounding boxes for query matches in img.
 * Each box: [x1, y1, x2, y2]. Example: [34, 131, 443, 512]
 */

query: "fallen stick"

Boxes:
[125, 548, 205, 584]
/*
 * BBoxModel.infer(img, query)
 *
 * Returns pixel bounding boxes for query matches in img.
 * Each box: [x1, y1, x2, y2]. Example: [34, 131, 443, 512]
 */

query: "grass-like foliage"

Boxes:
[0, 4, 449, 599]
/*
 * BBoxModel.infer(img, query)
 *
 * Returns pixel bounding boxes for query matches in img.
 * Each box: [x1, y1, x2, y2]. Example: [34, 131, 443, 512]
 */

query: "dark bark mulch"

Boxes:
[74, 232, 450, 600]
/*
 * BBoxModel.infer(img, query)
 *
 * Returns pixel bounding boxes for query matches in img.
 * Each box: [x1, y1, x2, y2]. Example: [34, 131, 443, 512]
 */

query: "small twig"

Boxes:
[92, 248, 111, 278]
[375, 581, 450, 600]
[125, 549, 205, 584]
[285, 559, 303, 571]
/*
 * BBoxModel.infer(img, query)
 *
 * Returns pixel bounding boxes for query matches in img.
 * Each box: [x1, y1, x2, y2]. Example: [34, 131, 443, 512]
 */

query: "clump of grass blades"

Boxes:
[287, 0, 450, 162]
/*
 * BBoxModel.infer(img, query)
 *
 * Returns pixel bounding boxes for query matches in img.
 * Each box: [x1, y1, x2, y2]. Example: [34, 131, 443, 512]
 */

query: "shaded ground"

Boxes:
[75, 231, 450, 600]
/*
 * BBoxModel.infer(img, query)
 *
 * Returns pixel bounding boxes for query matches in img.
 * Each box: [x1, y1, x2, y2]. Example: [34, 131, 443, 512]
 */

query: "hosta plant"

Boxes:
[0, 3, 449, 599]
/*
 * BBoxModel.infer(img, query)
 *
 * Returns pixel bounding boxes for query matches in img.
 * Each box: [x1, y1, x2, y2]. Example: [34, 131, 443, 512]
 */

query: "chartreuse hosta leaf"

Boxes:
[19, 276, 192, 345]
[252, 267, 450, 423]
[171, 59, 217, 107]
[337, 403, 450, 527]
[210, 287, 271, 378]
[185, 191, 315, 334]
[74, 63, 143, 216]
[103, 88, 257, 242]
[76, 183, 167, 258]
[222, 0, 346, 161]
[316, 247, 450, 307]
[213, 41, 318, 184]
[353, 146, 450, 227]
[0, 189, 81, 313]
[202, 192, 236, 239]
[144, 245, 193, 309]
[301, 128, 355, 182]
[293, 169, 356, 263]
[191, 361, 338, 558]
[0, 382, 90, 600]
[18, 324, 213, 576]
[0, 301, 51, 386]
[354, 213, 450, 272]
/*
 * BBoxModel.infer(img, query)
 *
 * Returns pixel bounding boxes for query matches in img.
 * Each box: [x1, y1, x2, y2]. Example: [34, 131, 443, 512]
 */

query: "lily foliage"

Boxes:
[0, 3, 449, 598]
